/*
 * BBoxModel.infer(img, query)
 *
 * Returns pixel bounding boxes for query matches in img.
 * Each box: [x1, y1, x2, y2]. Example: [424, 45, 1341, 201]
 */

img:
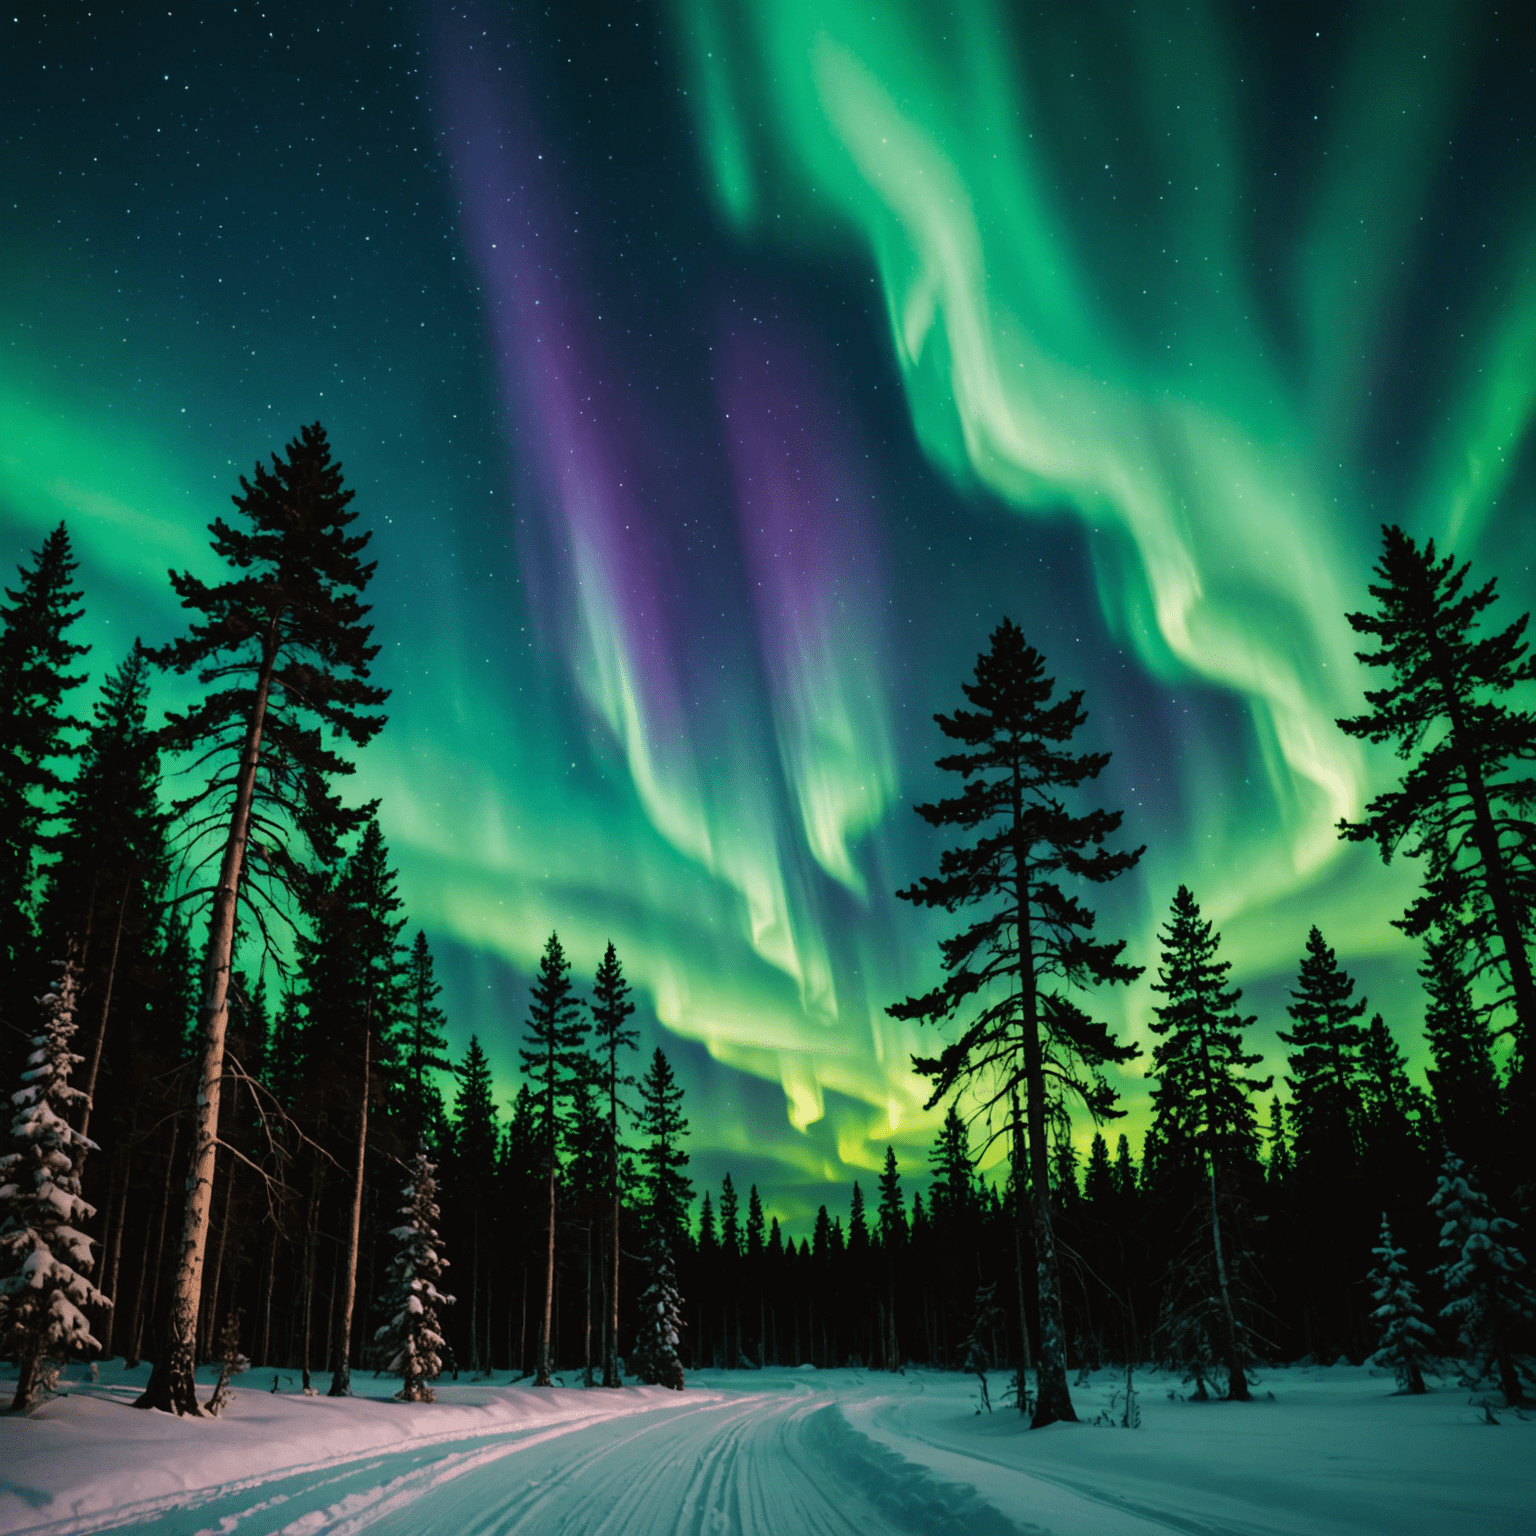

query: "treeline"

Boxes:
[1, 427, 1533, 1421]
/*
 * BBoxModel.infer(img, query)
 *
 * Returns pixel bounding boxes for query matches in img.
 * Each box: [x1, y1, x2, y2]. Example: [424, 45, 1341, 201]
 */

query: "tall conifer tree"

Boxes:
[589, 941, 637, 1387]
[402, 931, 452, 1152]
[1336, 525, 1536, 1101]
[137, 424, 386, 1415]
[1146, 885, 1270, 1400]
[520, 932, 586, 1385]
[888, 618, 1142, 1426]
[635, 1047, 692, 1245]
[0, 523, 88, 1021]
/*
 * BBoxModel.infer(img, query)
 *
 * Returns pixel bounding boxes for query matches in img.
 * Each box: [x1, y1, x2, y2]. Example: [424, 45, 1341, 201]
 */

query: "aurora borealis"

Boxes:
[4, 3, 1534, 1228]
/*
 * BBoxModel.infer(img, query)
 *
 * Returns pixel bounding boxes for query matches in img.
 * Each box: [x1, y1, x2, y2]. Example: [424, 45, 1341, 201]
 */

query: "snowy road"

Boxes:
[3, 1363, 1531, 1536]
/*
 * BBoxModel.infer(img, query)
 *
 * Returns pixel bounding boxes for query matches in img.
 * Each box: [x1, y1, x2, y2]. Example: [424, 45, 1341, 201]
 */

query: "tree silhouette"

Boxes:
[888, 618, 1142, 1426]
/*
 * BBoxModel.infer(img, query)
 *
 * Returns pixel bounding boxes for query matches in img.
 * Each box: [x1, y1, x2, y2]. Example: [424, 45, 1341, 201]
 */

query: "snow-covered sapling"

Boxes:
[631, 1233, 685, 1391]
[373, 1150, 454, 1403]
[1367, 1215, 1434, 1394]
[0, 961, 109, 1413]
[206, 1310, 249, 1416]
[1431, 1154, 1534, 1407]
[960, 1281, 1004, 1412]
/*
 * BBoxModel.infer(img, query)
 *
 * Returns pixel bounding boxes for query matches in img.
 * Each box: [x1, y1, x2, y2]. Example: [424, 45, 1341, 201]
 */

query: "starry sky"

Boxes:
[4, 2, 1535, 1232]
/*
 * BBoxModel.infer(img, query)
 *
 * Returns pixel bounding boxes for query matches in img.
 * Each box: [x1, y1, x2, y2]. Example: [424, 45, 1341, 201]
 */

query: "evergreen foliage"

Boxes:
[374, 1151, 454, 1402]
[1146, 885, 1270, 1399]
[0, 523, 89, 1014]
[888, 618, 1142, 1427]
[1421, 931, 1501, 1174]
[1430, 1154, 1534, 1406]
[138, 423, 387, 1416]
[0, 959, 108, 1411]
[1367, 1216, 1434, 1394]
[1336, 525, 1536, 1096]
[635, 1048, 692, 1246]
[631, 1234, 685, 1390]
[1280, 928, 1367, 1167]
[401, 931, 452, 1150]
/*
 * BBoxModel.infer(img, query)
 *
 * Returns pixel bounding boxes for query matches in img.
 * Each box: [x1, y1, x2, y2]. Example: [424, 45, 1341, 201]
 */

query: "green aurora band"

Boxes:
[2, 2, 1534, 1225]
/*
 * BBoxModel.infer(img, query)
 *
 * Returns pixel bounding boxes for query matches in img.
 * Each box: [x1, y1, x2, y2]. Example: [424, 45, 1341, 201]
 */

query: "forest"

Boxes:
[1, 423, 1532, 1423]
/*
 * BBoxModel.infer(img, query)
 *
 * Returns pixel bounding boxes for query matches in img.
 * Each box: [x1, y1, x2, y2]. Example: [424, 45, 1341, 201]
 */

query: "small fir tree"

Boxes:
[0, 960, 108, 1412]
[960, 1281, 1005, 1412]
[1280, 928, 1367, 1169]
[1265, 1098, 1291, 1186]
[635, 1048, 693, 1247]
[374, 1150, 454, 1402]
[1367, 1216, 1434, 1394]
[1430, 1154, 1534, 1406]
[632, 1232, 685, 1390]
[205, 1310, 250, 1417]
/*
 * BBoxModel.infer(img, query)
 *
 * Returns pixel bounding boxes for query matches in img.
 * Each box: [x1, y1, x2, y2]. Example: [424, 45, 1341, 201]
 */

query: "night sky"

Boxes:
[4, 2, 1535, 1231]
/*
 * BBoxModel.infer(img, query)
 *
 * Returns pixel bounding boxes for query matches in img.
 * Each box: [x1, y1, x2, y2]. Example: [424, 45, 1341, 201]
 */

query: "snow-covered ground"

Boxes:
[0, 1359, 1528, 1535]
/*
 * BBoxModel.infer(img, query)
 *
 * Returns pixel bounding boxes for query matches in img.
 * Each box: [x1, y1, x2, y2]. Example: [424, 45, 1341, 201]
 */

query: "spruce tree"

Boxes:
[373, 1150, 454, 1402]
[631, 1231, 685, 1390]
[635, 1047, 692, 1247]
[402, 931, 452, 1152]
[0, 523, 89, 1024]
[1266, 1097, 1291, 1187]
[1113, 1133, 1137, 1198]
[1280, 928, 1367, 1168]
[1083, 1132, 1116, 1206]
[888, 619, 1142, 1426]
[138, 424, 387, 1416]
[1367, 1216, 1433, 1394]
[1430, 1154, 1533, 1406]
[0, 959, 108, 1411]
[589, 942, 637, 1388]
[520, 932, 587, 1386]
[1336, 525, 1536, 1099]
[38, 644, 169, 1143]
[1146, 885, 1271, 1400]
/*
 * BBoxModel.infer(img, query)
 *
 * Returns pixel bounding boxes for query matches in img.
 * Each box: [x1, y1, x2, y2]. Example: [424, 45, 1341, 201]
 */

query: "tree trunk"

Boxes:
[605, 1140, 622, 1386]
[329, 1029, 369, 1396]
[135, 641, 278, 1416]
[300, 1162, 323, 1392]
[536, 1148, 556, 1385]
[202, 1153, 235, 1360]
[129, 1118, 179, 1370]
[78, 878, 130, 1148]
[99, 1136, 132, 1359]
[1010, 1088, 1034, 1408]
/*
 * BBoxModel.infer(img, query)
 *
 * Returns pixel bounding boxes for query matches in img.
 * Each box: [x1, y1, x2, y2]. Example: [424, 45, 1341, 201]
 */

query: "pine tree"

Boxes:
[1083, 1132, 1116, 1206]
[720, 1173, 741, 1260]
[635, 1048, 692, 1247]
[1265, 1098, 1291, 1187]
[1113, 1133, 1137, 1198]
[888, 619, 1142, 1425]
[402, 932, 452, 1152]
[138, 424, 387, 1416]
[520, 933, 587, 1386]
[373, 1150, 454, 1402]
[848, 1181, 870, 1256]
[1280, 928, 1367, 1169]
[876, 1146, 907, 1248]
[746, 1185, 765, 1259]
[1146, 885, 1271, 1400]
[589, 941, 637, 1388]
[929, 1105, 975, 1224]
[1336, 525, 1536, 1099]
[1430, 1154, 1534, 1406]
[0, 959, 108, 1411]
[631, 1232, 685, 1390]
[1367, 1216, 1434, 1394]
[0, 523, 89, 1022]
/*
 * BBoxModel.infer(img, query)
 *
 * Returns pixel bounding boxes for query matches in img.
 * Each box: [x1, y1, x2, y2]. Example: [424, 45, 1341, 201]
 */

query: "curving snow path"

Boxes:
[1, 1362, 1530, 1535]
